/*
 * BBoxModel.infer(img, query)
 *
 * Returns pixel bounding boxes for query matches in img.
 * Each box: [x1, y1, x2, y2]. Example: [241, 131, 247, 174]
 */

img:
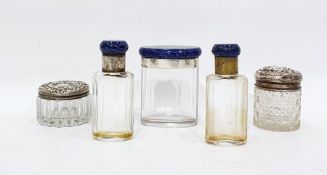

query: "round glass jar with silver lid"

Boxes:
[37, 80, 90, 127]
[254, 66, 303, 131]
[139, 46, 201, 127]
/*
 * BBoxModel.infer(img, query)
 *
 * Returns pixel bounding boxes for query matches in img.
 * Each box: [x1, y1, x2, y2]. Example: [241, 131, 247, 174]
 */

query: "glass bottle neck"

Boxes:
[215, 57, 238, 75]
[102, 54, 126, 73]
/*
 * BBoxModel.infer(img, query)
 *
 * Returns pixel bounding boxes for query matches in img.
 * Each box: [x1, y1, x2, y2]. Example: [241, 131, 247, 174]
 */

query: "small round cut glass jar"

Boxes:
[37, 80, 90, 127]
[139, 46, 201, 127]
[254, 66, 303, 131]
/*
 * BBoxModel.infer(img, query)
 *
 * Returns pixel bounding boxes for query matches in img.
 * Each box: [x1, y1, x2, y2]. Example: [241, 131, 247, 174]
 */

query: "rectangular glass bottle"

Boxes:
[92, 41, 134, 141]
[205, 44, 248, 145]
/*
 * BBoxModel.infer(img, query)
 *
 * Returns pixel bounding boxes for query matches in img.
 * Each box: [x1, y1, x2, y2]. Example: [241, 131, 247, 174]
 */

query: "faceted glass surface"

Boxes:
[206, 74, 248, 145]
[254, 87, 301, 131]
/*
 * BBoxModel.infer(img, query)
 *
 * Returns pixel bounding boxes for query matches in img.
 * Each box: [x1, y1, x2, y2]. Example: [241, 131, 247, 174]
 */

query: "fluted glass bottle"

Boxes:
[206, 44, 248, 145]
[92, 40, 134, 141]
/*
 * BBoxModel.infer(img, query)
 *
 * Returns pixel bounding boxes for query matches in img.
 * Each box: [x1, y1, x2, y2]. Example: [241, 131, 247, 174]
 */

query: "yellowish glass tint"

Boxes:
[205, 74, 248, 145]
[93, 131, 133, 141]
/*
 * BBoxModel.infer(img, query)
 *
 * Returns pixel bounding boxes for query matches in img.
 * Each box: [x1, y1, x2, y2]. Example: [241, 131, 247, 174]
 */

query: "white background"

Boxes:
[1, 0, 327, 174]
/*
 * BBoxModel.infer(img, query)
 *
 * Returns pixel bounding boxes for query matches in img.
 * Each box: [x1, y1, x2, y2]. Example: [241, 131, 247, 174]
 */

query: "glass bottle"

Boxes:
[139, 46, 201, 127]
[92, 40, 134, 141]
[205, 44, 248, 145]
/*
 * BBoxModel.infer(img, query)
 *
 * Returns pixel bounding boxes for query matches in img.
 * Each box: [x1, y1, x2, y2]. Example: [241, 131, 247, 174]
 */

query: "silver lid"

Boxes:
[255, 66, 302, 90]
[38, 80, 89, 100]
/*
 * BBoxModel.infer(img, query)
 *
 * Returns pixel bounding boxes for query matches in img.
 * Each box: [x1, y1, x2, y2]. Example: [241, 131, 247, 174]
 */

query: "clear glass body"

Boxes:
[92, 72, 134, 141]
[141, 59, 198, 127]
[254, 86, 301, 131]
[206, 74, 248, 145]
[37, 96, 90, 127]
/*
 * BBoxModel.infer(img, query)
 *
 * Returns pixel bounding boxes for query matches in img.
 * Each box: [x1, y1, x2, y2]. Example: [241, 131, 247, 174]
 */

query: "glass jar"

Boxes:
[37, 80, 90, 127]
[254, 66, 303, 131]
[92, 40, 134, 141]
[139, 46, 202, 127]
[206, 44, 248, 145]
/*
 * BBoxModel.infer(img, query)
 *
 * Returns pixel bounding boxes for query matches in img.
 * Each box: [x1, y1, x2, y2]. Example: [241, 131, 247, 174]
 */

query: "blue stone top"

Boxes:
[212, 44, 241, 57]
[139, 46, 202, 59]
[100, 40, 129, 55]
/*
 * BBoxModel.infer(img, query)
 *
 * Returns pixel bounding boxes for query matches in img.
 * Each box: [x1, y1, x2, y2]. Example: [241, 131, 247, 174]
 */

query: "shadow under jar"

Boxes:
[254, 66, 303, 132]
[139, 46, 202, 128]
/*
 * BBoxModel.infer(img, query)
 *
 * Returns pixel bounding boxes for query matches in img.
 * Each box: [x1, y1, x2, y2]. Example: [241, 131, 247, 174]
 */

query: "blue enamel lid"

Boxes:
[139, 46, 202, 59]
[212, 44, 241, 57]
[100, 40, 128, 55]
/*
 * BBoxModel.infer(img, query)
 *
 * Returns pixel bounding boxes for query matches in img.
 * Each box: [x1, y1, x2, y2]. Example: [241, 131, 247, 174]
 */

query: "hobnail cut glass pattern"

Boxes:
[37, 96, 90, 127]
[254, 87, 301, 131]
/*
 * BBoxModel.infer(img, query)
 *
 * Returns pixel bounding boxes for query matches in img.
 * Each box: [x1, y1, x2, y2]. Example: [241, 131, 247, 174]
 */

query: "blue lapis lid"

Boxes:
[100, 40, 129, 55]
[139, 46, 202, 59]
[212, 44, 241, 57]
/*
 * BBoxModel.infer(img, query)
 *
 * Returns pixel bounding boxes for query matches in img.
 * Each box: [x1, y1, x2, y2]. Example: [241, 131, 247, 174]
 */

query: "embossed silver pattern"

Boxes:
[255, 66, 302, 90]
[37, 80, 90, 127]
[38, 80, 89, 100]
[254, 87, 301, 131]
[255, 66, 302, 84]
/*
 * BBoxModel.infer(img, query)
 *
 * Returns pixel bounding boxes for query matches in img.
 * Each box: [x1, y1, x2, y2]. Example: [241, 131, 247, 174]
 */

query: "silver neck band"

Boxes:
[141, 58, 198, 69]
[102, 55, 125, 72]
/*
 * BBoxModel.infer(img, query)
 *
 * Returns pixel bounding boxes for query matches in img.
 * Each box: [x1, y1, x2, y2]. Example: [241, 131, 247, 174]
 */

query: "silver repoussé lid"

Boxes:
[255, 66, 303, 90]
[38, 80, 89, 100]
